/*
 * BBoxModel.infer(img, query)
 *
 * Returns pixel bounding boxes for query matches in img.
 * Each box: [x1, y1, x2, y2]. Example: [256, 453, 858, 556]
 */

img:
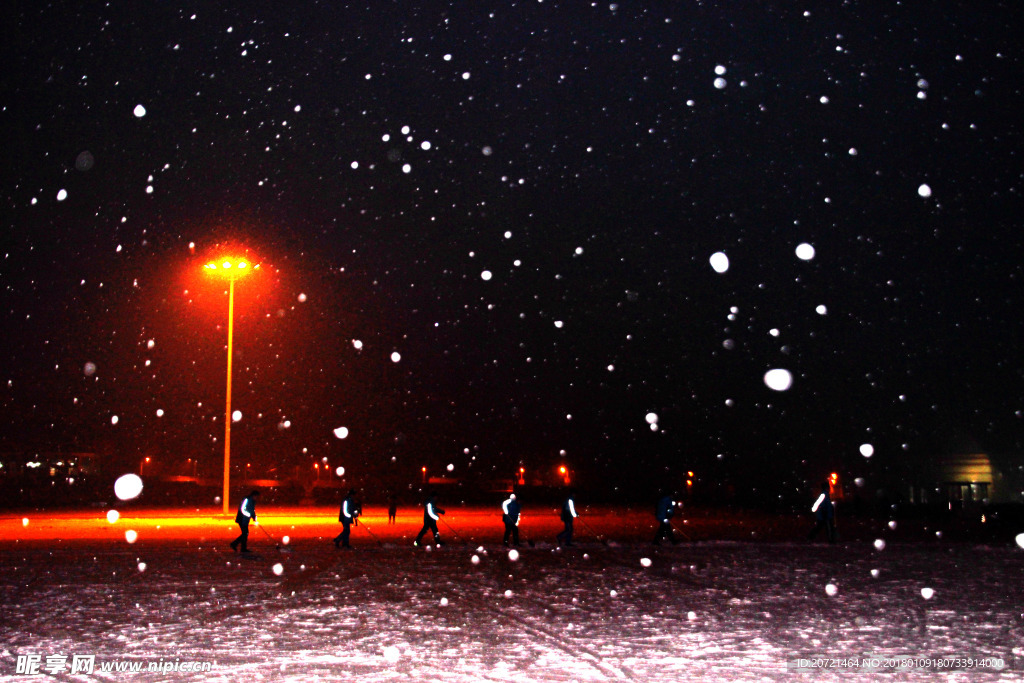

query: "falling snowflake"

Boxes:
[114, 474, 144, 501]
[795, 243, 816, 261]
[763, 369, 793, 392]
[709, 252, 729, 273]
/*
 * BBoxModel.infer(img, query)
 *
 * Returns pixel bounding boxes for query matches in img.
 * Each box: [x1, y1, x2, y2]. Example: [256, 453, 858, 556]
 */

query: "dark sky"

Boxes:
[1, 2, 1021, 496]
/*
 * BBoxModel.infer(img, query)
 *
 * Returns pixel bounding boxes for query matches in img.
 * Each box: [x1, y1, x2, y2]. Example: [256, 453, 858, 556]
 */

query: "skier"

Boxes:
[334, 489, 360, 549]
[387, 492, 397, 525]
[230, 490, 260, 553]
[501, 492, 521, 547]
[556, 490, 577, 547]
[414, 492, 445, 546]
[808, 482, 837, 543]
[653, 491, 678, 545]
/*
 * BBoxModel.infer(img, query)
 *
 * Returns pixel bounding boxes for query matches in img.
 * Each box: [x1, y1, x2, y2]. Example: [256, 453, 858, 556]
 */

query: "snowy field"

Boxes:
[2, 507, 1022, 681]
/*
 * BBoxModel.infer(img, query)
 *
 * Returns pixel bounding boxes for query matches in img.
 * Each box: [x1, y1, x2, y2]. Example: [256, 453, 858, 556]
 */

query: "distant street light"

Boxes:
[204, 257, 260, 515]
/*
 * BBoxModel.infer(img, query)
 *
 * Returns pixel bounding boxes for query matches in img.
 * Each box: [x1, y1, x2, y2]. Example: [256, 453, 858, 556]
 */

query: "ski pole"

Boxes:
[669, 521, 693, 542]
[257, 522, 282, 550]
[578, 517, 608, 545]
[359, 519, 384, 546]
[439, 517, 465, 543]
[518, 518, 536, 548]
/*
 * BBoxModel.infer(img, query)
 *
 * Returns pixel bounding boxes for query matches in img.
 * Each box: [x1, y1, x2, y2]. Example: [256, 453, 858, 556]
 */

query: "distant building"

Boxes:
[906, 448, 1020, 506]
[0, 450, 98, 506]
[0, 450, 97, 483]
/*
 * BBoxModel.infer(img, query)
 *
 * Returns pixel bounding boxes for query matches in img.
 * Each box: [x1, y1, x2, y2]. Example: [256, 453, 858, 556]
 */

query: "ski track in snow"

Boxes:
[1, 540, 1022, 681]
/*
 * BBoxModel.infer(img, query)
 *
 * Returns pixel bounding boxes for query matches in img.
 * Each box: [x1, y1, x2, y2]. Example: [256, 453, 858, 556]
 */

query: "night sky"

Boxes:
[1, 2, 1021, 498]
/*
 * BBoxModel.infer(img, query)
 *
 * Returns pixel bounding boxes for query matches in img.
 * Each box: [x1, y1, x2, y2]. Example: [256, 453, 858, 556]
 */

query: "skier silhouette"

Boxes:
[414, 492, 445, 546]
[653, 491, 678, 545]
[230, 490, 260, 553]
[808, 482, 837, 543]
[502, 493, 521, 547]
[387, 492, 398, 525]
[334, 489, 359, 549]
[556, 491, 577, 547]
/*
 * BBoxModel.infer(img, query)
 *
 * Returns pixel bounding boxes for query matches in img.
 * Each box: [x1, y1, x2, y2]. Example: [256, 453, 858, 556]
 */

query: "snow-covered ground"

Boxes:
[1, 508, 1022, 681]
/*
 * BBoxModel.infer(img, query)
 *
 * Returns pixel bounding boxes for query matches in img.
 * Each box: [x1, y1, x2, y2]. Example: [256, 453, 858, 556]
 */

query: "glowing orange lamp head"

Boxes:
[204, 258, 260, 277]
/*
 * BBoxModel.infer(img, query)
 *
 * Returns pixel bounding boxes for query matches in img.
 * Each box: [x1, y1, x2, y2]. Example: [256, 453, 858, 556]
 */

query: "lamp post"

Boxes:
[204, 258, 259, 515]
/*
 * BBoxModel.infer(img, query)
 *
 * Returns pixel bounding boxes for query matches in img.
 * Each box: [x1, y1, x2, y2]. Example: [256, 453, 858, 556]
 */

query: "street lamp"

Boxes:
[204, 257, 260, 515]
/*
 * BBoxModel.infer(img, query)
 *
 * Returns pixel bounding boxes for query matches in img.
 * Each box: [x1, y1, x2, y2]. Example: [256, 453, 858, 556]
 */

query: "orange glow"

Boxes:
[559, 466, 567, 474]
[0, 507, 644, 544]
[687, 471, 694, 477]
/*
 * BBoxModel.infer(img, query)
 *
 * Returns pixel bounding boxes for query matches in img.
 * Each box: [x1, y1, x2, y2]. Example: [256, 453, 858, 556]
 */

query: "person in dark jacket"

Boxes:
[387, 492, 398, 525]
[556, 491, 577, 547]
[414, 492, 445, 546]
[501, 493, 521, 547]
[334, 489, 360, 549]
[230, 490, 260, 553]
[807, 482, 837, 543]
[653, 491, 678, 545]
